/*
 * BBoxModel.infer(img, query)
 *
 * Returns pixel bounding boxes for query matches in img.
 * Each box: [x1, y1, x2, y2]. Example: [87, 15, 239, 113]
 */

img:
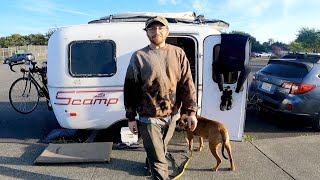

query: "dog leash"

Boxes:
[166, 152, 192, 180]
[116, 141, 191, 179]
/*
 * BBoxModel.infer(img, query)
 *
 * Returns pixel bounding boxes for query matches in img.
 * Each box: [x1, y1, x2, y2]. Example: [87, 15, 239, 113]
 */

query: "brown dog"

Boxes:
[176, 115, 235, 171]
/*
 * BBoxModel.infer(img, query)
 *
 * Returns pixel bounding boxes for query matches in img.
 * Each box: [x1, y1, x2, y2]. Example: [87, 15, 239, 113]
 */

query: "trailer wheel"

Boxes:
[95, 120, 128, 143]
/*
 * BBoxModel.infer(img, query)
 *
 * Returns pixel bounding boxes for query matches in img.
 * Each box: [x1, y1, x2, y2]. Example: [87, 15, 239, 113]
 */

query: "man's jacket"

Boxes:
[124, 44, 197, 120]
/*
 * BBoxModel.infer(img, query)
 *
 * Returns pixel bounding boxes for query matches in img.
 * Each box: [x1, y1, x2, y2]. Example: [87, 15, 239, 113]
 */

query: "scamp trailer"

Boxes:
[47, 12, 251, 141]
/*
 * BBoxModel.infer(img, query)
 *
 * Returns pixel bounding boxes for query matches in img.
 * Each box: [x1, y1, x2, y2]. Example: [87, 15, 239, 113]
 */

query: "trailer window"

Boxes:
[68, 40, 116, 77]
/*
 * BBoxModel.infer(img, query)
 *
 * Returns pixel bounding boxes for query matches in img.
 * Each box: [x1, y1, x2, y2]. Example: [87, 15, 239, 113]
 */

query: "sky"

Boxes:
[0, 0, 319, 44]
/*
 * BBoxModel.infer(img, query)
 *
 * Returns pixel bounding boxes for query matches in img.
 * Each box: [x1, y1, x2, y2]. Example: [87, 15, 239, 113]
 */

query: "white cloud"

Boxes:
[226, 0, 273, 17]
[153, 0, 319, 43]
[282, 0, 300, 18]
[6, 0, 318, 44]
[282, 0, 320, 18]
[245, 20, 297, 43]
[0, 23, 51, 37]
[17, 0, 56, 15]
[55, 8, 93, 16]
[192, 0, 210, 14]
[16, 0, 92, 17]
[221, 0, 299, 42]
[158, 0, 182, 5]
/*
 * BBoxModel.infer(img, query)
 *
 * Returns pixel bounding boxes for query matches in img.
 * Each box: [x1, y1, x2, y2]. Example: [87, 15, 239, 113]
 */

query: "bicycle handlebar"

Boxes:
[8, 60, 39, 73]
[8, 63, 16, 72]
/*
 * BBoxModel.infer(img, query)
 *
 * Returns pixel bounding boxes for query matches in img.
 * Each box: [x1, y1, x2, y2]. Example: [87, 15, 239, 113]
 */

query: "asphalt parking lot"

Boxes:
[1, 60, 320, 180]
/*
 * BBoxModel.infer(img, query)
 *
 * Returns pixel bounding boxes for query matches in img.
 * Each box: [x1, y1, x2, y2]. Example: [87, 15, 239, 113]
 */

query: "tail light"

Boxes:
[281, 82, 316, 94]
[70, 112, 77, 117]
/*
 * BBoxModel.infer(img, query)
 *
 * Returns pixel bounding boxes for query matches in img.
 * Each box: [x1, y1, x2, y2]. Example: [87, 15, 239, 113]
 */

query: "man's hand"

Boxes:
[187, 115, 197, 131]
[128, 120, 138, 135]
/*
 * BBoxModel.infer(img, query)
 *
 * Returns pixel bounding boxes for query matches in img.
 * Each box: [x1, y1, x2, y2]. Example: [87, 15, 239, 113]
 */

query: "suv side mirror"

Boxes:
[26, 55, 35, 61]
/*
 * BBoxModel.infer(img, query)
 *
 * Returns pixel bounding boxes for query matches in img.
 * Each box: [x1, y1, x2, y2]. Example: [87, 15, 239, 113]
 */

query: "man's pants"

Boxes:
[138, 119, 177, 180]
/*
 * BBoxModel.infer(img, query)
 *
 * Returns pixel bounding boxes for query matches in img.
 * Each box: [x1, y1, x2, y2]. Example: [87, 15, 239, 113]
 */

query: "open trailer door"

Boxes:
[201, 34, 251, 141]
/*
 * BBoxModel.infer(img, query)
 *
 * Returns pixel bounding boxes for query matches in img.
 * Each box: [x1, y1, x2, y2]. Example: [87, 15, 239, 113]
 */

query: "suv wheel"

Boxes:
[313, 114, 320, 131]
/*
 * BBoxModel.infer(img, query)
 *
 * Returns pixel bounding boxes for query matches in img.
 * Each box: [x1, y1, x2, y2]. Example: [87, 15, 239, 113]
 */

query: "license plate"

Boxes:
[261, 82, 272, 91]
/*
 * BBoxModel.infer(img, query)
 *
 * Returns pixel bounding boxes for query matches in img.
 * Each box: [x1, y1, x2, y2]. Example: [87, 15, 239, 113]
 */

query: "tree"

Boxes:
[262, 42, 270, 52]
[0, 37, 5, 48]
[288, 42, 304, 52]
[26, 34, 47, 45]
[45, 28, 58, 41]
[269, 41, 288, 57]
[252, 41, 265, 52]
[268, 38, 274, 45]
[0, 28, 58, 47]
[272, 46, 282, 57]
[4, 34, 27, 47]
[295, 27, 320, 52]
[229, 30, 266, 52]
[271, 41, 288, 49]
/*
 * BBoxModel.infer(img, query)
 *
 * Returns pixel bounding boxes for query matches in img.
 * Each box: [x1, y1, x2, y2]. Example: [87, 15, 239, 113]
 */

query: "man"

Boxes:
[123, 16, 198, 180]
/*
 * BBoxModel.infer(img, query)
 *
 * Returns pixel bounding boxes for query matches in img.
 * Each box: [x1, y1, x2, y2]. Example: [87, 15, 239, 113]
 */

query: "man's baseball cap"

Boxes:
[144, 16, 168, 30]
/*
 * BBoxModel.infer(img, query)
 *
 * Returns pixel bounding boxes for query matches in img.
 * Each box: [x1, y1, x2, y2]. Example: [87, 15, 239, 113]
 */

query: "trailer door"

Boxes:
[201, 35, 251, 141]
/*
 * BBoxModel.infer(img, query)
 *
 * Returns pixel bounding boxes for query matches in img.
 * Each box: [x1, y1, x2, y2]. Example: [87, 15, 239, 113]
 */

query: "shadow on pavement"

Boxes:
[0, 101, 61, 142]
[244, 104, 320, 139]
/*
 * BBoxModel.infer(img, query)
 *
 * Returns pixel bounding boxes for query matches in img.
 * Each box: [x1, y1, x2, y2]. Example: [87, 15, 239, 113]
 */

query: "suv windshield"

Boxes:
[261, 62, 309, 78]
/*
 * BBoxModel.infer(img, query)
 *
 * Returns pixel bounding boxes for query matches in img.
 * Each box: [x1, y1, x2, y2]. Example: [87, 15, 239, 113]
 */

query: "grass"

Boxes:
[243, 134, 254, 142]
[50, 136, 83, 144]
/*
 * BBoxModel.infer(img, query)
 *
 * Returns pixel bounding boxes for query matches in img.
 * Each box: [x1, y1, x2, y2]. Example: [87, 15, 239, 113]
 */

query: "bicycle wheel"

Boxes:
[9, 77, 40, 114]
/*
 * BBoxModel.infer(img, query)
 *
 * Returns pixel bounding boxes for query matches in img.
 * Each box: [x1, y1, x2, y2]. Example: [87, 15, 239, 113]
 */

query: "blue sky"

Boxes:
[0, 0, 319, 44]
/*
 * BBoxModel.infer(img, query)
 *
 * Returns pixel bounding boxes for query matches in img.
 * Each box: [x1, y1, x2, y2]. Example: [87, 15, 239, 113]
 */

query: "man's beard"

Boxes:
[149, 35, 165, 46]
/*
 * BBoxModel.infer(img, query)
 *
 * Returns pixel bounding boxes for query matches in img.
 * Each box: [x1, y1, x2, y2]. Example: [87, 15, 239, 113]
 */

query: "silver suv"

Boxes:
[4, 53, 34, 64]
[249, 55, 320, 131]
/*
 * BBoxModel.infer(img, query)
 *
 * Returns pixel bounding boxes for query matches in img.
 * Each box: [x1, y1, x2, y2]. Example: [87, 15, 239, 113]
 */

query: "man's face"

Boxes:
[146, 22, 169, 46]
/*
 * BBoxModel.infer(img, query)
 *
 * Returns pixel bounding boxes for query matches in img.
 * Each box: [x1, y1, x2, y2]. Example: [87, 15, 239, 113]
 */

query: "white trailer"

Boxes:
[47, 12, 251, 141]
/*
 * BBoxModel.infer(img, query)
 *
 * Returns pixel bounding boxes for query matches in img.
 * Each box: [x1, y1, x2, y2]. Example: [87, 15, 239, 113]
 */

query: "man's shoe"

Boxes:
[144, 158, 151, 176]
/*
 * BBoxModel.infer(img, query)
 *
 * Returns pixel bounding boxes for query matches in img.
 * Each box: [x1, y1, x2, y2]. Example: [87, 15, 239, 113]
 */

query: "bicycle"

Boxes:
[8, 55, 52, 114]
